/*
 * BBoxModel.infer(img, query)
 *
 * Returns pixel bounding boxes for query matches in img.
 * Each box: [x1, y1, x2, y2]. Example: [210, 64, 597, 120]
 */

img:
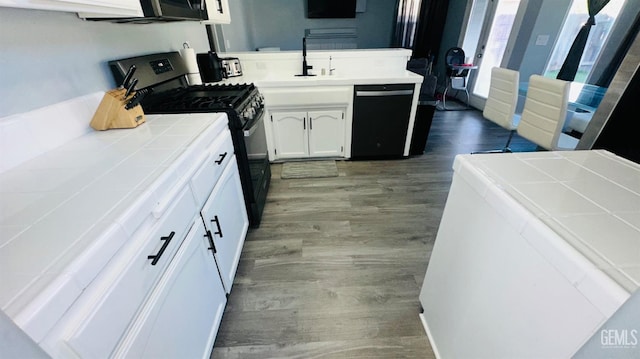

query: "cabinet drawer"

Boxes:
[190, 130, 234, 207]
[58, 186, 196, 358]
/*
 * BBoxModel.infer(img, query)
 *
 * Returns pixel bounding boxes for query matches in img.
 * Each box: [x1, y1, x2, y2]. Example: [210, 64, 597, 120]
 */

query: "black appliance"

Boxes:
[307, 0, 356, 18]
[351, 84, 415, 159]
[109, 52, 270, 228]
[85, 0, 204, 23]
[197, 52, 243, 83]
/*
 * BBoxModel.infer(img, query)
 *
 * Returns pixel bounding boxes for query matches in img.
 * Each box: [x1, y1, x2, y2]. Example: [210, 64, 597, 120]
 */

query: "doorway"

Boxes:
[461, 0, 522, 109]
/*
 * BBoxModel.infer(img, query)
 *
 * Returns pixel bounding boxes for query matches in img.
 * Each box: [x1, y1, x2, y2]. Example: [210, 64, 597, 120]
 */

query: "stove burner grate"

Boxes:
[141, 83, 256, 113]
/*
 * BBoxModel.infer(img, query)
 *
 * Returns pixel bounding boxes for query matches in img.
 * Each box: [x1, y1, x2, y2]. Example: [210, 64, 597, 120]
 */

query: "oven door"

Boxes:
[244, 107, 267, 163]
[243, 106, 270, 225]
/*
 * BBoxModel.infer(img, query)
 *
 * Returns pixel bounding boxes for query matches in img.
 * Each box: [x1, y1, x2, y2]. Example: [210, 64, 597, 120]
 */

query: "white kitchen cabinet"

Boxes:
[0, 0, 143, 17]
[308, 110, 345, 157]
[112, 222, 226, 359]
[200, 155, 249, 293]
[203, 0, 231, 24]
[271, 111, 308, 159]
[270, 109, 345, 160]
[49, 186, 197, 359]
[10, 112, 244, 358]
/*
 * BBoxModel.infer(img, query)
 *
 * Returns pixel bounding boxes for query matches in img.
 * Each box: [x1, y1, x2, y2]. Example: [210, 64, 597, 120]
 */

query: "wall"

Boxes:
[219, 0, 397, 51]
[0, 7, 210, 118]
[516, 0, 572, 81]
[217, 0, 254, 51]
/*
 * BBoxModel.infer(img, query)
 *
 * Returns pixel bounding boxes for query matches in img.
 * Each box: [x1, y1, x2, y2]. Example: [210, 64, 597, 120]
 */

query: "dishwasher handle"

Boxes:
[355, 90, 414, 97]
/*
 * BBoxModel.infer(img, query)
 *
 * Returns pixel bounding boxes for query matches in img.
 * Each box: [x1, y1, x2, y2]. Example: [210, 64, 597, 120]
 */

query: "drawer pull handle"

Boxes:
[148, 231, 175, 266]
[211, 215, 224, 238]
[215, 152, 228, 165]
[205, 230, 217, 253]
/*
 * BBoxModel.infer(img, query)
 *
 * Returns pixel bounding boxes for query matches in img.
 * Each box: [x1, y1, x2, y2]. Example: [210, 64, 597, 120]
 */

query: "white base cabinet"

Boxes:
[30, 115, 247, 358]
[270, 109, 345, 160]
[112, 222, 226, 359]
[46, 186, 198, 359]
[200, 155, 249, 293]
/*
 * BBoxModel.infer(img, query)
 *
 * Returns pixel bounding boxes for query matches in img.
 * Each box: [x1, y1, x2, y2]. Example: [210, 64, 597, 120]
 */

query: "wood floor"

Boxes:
[211, 106, 537, 358]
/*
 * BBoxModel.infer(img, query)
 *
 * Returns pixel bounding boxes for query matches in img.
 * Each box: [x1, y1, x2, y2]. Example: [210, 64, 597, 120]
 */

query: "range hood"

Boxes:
[79, 0, 204, 23]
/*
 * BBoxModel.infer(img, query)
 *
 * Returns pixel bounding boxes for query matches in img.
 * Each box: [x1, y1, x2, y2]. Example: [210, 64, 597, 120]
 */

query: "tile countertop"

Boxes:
[0, 113, 228, 331]
[453, 150, 640, 293]
[217, 48, 424, 88]
[220, 71, 424, 88]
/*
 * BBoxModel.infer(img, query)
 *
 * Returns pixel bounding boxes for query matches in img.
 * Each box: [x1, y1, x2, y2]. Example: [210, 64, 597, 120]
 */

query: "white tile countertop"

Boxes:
[218, 49, 424, 88]
[0, 112, 228, 338]
[453, 150, 640, 293]
[221, 71, 424, 88]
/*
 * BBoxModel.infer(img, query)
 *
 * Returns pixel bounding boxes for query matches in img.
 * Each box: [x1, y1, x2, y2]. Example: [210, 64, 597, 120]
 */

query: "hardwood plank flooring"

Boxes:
[211, 106, 537, 358]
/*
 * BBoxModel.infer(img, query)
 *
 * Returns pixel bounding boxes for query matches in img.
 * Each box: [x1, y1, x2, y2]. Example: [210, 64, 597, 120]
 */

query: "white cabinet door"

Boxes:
[201, 155, 249, 293]
[271, 111, 309, 160]
[0, 0, 143, 16]
[270, 109, 345, 160]
[113, 222, 226, 359]
[202, 0, 231, 24]
[308, 110, 344, 158]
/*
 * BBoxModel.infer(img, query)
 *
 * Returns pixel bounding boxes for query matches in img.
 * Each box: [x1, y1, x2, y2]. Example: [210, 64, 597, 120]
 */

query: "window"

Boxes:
[544, 0, 625, 83]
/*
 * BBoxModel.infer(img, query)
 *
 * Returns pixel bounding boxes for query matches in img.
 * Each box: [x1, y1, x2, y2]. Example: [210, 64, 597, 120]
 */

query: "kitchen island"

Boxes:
[420, 150, 640, 358]
[218, 49, 424, 161]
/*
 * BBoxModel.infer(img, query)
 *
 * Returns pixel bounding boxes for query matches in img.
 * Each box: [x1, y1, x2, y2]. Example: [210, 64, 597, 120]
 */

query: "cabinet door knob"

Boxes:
[148, 231, 175, 266]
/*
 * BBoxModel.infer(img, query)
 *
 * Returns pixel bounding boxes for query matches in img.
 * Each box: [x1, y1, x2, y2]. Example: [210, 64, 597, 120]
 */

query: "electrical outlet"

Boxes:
[225, 40, 231, 49]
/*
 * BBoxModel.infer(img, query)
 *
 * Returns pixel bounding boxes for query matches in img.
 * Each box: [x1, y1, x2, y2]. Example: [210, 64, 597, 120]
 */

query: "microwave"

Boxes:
[82, 0, 204, 22]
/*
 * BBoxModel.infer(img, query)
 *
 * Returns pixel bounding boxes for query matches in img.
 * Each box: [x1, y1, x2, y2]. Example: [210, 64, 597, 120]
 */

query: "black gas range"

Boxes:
[109, 52, 270, 228]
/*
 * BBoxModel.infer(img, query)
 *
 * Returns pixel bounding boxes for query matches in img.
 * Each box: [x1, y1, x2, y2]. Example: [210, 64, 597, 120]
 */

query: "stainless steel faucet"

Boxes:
[296, 37, 316, 77]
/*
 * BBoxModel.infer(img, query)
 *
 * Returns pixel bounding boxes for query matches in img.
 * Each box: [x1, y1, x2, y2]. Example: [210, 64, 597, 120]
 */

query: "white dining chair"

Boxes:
[472, 67, 520, 153]
[516, 75, 579, 151]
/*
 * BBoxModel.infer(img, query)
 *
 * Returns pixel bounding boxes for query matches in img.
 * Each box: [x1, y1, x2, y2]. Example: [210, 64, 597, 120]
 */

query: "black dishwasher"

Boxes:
[351, 84, 415, 159]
